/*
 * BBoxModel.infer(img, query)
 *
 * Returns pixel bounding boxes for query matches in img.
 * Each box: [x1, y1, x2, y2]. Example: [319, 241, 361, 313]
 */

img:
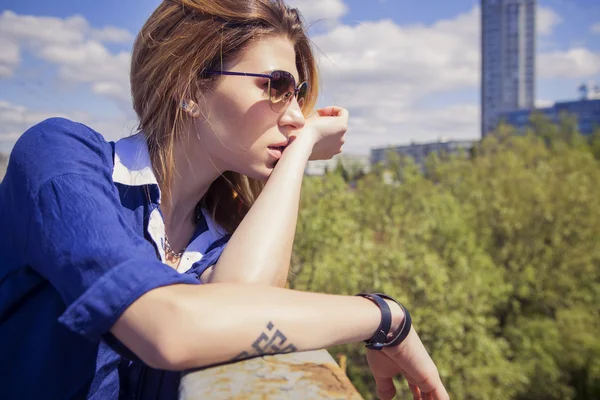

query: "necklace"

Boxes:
[162, 205, 204, 260]
[163, 235, 185, 259]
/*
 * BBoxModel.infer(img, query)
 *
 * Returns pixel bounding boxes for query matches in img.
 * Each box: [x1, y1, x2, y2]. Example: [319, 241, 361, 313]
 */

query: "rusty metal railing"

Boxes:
[179, 350, 363, 399]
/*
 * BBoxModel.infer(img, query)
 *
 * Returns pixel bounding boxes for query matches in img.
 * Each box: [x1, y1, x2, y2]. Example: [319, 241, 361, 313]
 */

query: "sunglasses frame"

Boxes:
[203, 69, 308, 111]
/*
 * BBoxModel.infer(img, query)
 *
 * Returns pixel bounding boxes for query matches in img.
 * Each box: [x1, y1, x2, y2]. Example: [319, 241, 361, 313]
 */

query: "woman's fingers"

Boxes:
[382, 326, 450, 400]
[317, 106, 348, 118]
[316, 106, 339, 116]
[412, 379, 450, 400]
[367, 346, 449, 400]
[374, 376, 397, 400]
[366, 350, 400, 400]
[410, 384, 450, 400]
[423, 388, 450, 400]
[378, 375, 447, 400]
[409, 383, 422, 400]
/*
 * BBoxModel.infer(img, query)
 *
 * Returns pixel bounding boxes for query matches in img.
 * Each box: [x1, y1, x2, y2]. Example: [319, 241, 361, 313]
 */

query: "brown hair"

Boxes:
[130, 0, 319, 233]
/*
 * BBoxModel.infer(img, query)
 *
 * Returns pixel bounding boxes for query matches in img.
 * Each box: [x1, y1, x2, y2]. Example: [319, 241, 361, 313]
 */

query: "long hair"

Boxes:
[130, 0, 319, 233]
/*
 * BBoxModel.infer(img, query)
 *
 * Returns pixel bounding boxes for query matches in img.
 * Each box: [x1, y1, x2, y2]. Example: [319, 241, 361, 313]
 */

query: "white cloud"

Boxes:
[347, 104, 480, 151]
[286, 0, 348, 26]
[0, 101, 70, 139]
[1, 4, 597, 156]
[314, 10, 480, 98]
[308, 3, 600, 153]
[90, 26, 134, 43]
[534, 7, 600, 80]
[0, 100, 72, 154]
[591, 22, 600, 34]
[0, 100, 137, 153]
[537, 6, 562, 36]
[311, 6, 481, 152]
[0, 11, 132, 45]
[41, 41, 131, 102]
[0, 37, 19, 78]
[538, 48, 600, 78]
[0, 11, 87, 46]
[0, 10, 133, 103]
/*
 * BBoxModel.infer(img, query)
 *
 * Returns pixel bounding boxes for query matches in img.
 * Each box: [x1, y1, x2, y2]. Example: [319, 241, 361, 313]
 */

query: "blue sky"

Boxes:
[1, 0, 599, 154]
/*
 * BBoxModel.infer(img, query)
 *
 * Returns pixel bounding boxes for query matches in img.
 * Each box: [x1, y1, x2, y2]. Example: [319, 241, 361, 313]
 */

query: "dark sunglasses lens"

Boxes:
[269, 71, 296, 109]
[296, 81, 308, 109]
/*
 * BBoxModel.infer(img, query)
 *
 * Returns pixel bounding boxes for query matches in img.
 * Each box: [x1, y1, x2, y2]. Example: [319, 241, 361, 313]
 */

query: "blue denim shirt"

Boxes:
[0, 118, 230, 399]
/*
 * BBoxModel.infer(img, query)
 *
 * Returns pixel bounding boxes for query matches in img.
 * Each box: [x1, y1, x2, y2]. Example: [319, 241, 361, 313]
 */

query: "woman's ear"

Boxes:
[181, 100, 202, 118]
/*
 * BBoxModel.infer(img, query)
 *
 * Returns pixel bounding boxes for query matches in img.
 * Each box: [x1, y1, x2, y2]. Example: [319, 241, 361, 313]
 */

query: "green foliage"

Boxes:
[590, 128, 600, 162]
[330, 157, 368, 183]
[292, 120, 600, 399]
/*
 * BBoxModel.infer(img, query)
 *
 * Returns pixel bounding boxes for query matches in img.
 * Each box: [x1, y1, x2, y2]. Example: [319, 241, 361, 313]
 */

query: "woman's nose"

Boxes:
[279, 97, 306, 130]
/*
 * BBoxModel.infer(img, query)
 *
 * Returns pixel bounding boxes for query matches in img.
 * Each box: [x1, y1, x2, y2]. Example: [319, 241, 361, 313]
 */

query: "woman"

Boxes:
[0, 0, 449, 399]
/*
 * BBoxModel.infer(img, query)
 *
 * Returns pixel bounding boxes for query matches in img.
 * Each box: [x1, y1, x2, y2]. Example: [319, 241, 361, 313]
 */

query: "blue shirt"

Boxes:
[0, 118, 230, 399]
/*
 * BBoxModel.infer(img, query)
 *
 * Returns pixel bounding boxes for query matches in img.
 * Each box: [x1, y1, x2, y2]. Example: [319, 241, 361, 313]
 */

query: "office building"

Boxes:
[305, 153, 371, 176]
[370, 139, 477, 168]
[481, 0, 536, 136]
[501, 83, 600, 135]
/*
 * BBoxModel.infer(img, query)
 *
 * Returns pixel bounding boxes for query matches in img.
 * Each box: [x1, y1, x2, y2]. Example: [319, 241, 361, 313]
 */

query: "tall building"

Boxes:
[481, 0, 536, 137]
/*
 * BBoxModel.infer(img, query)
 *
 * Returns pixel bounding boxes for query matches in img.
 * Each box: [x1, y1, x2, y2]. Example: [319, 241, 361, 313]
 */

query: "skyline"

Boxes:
[0, 0, 599, 154]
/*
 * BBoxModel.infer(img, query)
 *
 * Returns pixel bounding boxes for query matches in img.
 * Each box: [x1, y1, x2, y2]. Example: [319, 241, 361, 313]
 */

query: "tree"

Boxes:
[589, 127, 600, 161]
[291, 119, 600, 399]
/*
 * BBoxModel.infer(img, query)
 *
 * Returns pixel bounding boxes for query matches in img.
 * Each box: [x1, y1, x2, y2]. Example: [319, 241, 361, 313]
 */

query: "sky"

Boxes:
[0, 0, 599, 154]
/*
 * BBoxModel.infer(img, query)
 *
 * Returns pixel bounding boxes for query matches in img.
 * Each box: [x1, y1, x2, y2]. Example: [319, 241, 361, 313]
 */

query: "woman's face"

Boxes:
[193, 36, 307, 181]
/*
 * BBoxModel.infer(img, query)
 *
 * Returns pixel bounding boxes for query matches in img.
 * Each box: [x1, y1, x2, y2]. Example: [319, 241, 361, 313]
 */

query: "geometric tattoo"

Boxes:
[231, 321, 298, 361]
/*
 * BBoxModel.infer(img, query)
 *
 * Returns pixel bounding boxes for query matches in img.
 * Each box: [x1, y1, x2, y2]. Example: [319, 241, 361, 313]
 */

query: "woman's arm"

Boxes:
[112, 282, 403, 370]
[113, 283, 450, 399]
[207, 109, 347, 287]
[206, 134, 312, 286]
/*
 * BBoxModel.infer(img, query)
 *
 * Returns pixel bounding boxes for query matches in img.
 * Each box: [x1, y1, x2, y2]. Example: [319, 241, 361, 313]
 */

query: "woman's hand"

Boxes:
[366, 328, 449, 400]
[295, 106, 348, 161]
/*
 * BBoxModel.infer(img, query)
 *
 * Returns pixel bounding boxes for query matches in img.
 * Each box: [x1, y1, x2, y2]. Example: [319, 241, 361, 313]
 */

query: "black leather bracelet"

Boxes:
[372, 293, 412, 348]
[355, 293, 392, 350]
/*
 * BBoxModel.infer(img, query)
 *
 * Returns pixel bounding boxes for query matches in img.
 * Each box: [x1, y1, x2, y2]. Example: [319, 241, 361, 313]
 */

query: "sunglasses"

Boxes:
[204, 69, 308, 112]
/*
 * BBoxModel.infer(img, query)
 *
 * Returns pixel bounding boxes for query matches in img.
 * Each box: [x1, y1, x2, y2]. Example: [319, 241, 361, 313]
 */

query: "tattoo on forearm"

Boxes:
[231, 321, 297, 361]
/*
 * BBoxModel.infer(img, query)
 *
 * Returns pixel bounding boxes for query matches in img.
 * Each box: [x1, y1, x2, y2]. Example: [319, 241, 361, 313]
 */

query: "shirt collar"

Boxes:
[112, 133, 159, 191]
[111, 133, 229, 272]
[111, 133, 228, 236]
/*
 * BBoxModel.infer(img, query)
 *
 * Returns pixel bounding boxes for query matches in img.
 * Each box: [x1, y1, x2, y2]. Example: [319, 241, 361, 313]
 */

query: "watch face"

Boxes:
[366, 342, 385, 351]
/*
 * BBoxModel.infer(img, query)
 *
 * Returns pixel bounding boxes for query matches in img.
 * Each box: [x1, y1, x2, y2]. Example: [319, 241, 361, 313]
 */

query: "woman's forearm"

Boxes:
[112, 283, 404, 370]
[208, 136, 314, 286]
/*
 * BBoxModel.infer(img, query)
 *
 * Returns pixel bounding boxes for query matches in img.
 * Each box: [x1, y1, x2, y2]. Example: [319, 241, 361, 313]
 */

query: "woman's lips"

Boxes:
[267, 146, 285, 159]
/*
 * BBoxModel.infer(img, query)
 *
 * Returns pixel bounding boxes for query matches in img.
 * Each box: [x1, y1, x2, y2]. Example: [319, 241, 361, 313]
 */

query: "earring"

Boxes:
[181, 100, 202, 118]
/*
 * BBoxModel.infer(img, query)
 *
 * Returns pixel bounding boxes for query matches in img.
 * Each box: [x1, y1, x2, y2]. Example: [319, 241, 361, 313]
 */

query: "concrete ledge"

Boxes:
[180, 350, 363, 399]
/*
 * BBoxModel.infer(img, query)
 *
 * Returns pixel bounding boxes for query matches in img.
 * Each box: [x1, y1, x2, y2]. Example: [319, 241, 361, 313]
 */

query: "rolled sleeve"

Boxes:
[27, 174, 199, 341]
[59, 258, 198, 339]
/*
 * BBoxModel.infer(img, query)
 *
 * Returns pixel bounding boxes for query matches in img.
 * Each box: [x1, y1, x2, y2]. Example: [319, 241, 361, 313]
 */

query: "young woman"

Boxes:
[0, 1, 449, 399]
